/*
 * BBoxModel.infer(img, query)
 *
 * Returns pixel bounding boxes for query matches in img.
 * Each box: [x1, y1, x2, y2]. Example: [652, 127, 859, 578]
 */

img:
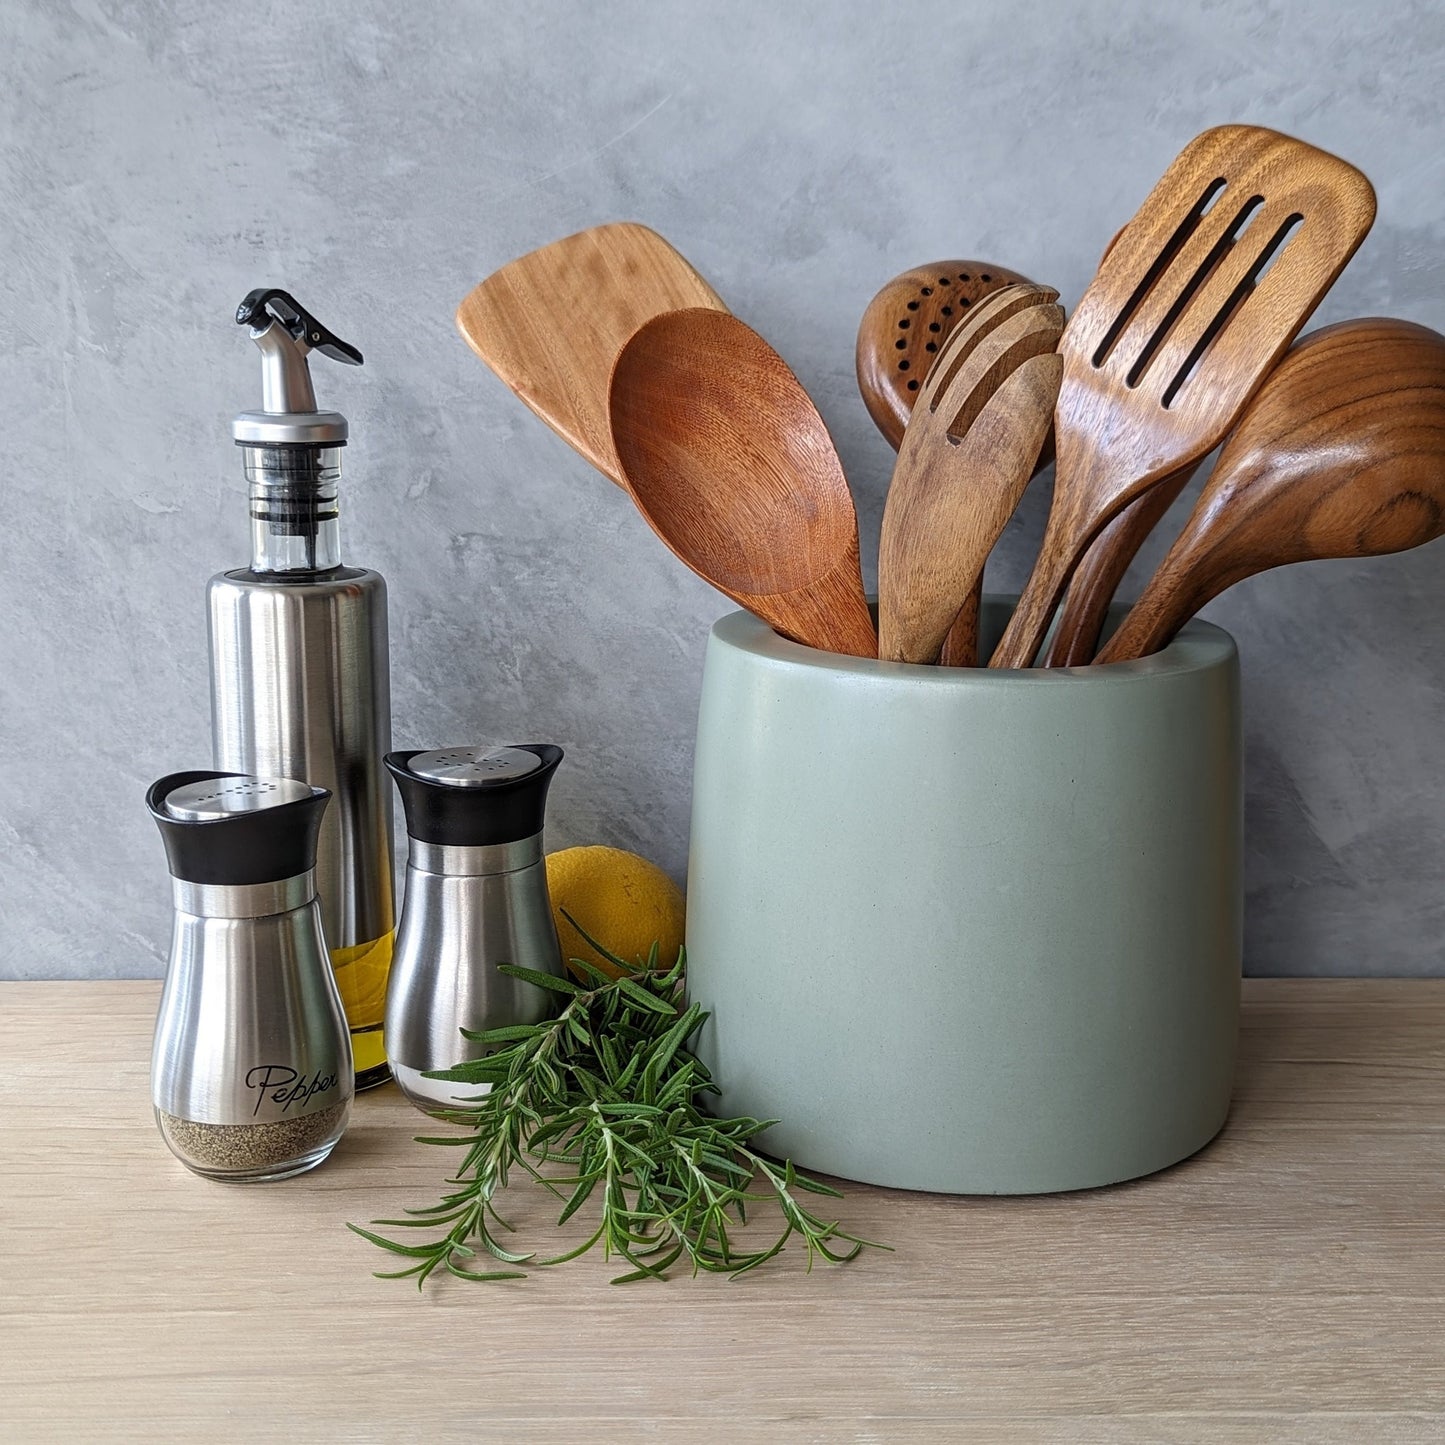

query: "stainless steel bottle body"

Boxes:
[208, 567, 394, 950]
[385, 836, 563, 1110]
[208, 566, 395, 1084]
[151, 873, 353, 1181]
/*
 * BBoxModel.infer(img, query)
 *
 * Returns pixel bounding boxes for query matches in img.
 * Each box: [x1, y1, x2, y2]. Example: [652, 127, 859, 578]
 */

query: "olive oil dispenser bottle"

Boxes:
[209, 289, 395, 1089]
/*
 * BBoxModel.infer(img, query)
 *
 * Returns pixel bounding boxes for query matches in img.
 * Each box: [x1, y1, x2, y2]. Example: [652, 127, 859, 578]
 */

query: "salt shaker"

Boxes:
[146, 770, 354, 1181]
[383, 745, 565, 1111]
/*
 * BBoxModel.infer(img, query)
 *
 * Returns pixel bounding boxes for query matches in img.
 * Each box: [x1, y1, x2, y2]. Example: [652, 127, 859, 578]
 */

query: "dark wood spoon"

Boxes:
[1098, 317, 1445, 662]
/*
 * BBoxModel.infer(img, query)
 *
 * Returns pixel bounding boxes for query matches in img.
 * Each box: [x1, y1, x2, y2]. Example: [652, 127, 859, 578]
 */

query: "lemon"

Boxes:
[544, 846, 685, 980]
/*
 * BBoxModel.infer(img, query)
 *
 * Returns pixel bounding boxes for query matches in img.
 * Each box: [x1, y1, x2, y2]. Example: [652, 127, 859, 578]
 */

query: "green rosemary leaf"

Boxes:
[557, 1174, 600, 1226]
[616, 978, 676, 1015]
[452, 1024, 545, 1047]
[372, 1261, 434, 1281]
[558, 907, 638, 975]
[445, 1262, 529, 1283]
[493, 964, 587, 996]
[347, 1224, 451, 1259]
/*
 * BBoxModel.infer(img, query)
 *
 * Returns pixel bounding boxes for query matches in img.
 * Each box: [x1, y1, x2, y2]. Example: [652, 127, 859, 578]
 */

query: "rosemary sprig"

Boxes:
[349, 922, 885, 1287]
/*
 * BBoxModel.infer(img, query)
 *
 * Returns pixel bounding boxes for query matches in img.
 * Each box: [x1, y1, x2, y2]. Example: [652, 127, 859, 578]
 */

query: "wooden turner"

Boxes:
[1098, 318, 1445, 663]
[989, 125, 1376, 668]
[455, 222, 726, 485]
[878, 286, 1063, 663]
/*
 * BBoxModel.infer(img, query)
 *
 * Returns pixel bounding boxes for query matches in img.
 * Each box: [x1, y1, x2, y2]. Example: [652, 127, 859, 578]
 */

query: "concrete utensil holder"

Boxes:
[685, 599, 1242, 1194]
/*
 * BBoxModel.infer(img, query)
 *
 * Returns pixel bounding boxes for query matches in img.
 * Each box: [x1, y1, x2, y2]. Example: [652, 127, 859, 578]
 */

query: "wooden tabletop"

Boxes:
[2, 979, 1442, 1442]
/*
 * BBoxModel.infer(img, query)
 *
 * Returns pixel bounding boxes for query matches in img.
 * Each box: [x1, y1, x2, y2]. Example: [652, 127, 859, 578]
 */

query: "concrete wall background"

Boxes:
[2, 0, 1443, 978]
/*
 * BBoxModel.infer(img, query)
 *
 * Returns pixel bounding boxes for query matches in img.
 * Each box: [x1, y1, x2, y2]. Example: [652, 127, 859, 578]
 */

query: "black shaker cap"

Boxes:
[146, 770, 330, 886]
[385, 745, 563, 848]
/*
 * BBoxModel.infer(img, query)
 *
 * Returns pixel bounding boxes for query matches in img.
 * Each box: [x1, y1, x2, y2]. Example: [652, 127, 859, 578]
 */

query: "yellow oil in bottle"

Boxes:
[331, 932, 394, 1090]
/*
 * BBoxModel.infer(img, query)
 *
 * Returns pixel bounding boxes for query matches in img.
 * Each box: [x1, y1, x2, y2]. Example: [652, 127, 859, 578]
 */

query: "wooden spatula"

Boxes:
[456, 222, 726, 485]
[609, 309, 878, 658]
[1039, 469, 1194, 665]
[1098, 317, 1445, 663]
[878, 286, 1063, 663]
[989, 125, 1376, 669]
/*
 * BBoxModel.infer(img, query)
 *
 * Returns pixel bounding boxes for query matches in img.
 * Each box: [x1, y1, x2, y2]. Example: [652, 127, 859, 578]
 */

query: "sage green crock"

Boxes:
[685, 599, 1242, 1194]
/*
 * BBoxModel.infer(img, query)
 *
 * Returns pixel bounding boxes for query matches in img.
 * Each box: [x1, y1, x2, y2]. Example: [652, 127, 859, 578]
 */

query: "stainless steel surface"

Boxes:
[162, 775, 312, 822]
[208, 567, 394, 954]
[253, 318, 319, 413]
[407, 746, 542, 786]
[172, 871, 315, 921]
[385, 846, 563, 1111]
[232, 410, 349, 446]
[408, 836, 541, 878]
[151, 897, 353, 1127]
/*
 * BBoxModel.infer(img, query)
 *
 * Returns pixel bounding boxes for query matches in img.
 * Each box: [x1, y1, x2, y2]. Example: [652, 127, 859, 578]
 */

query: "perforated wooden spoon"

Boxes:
[1098, 317, 1445, 663]
[609, 308, 878, 657]
[990, 125, 1376, 668]
[456, 222, 726, 485]
[856, 260, 1036, 449]
[878, 287, 1063, 663]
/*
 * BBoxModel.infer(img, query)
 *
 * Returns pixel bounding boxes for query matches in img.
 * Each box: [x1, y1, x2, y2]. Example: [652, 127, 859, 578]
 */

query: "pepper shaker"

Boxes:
[383, 745, 565, 1111]
[147, 771, 354, 1181]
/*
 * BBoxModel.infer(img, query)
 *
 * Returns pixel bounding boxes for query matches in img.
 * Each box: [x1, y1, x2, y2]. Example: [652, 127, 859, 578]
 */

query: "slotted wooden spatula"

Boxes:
[456, 222, 726, 485]
[989, 125, 1376, 668]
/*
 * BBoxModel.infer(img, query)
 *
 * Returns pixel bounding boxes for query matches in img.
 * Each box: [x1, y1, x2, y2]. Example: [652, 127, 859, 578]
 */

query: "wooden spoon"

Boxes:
[878, 287, 1063, 663]
[456, 222, 726, 485]
[1098, 317, 1445, 663]
[609, 308, 878, 657]
[989, 125, 1377, 668]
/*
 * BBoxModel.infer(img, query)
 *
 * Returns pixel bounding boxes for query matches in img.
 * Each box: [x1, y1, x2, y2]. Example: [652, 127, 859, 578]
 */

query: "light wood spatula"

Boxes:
[456, 222, 725, 485]
[1098, 317, 1445, 663]
[990, 125, 1376, 668]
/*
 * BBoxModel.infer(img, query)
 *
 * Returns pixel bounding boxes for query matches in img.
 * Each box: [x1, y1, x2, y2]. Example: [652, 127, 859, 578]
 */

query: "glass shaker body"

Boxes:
[152, 873, 354, 1181]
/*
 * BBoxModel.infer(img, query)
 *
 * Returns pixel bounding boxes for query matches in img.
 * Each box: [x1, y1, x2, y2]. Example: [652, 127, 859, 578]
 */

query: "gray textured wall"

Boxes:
[3, 0, 1443, 979]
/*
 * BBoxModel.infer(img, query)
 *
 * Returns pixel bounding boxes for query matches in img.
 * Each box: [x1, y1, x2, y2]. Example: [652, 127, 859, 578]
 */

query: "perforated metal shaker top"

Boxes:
[162, 775, 314, 822]
[406, 747, 543, 788]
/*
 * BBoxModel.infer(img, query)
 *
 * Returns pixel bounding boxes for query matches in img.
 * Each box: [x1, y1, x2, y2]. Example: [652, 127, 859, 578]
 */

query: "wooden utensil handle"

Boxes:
[1043, 469, 1194, 666]
[939, 582, 984, 667]
[986, 507, 1089, 668]
[1095, 551, 1229, 662]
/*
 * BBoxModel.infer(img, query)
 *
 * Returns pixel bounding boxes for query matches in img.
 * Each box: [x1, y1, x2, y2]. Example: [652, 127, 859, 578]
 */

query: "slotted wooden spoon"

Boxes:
[878, 286, 1063, 663]
[609, 308, 878, 658]
[1098, 317, 1445, 663]
[989, 124, 1376, 668]
[456, 222, 725, 485]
